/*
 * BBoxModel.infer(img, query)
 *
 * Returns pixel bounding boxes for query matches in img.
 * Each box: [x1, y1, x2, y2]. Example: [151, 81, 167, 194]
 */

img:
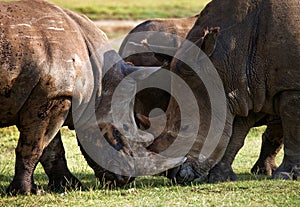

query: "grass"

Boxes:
[0, 0, 209, 20]
[0, 126, 299, 206]
[50, 0, 209, 20]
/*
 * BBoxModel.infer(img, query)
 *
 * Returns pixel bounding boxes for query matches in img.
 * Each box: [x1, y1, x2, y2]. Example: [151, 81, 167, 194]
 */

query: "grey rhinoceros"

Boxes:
[147, 0, 299, 182]
[208, 114, 283, 182]
[0, 0, 184, 195]
[119, 16, 197, 119]
[119, 15, 198, 68]
[118, 16, 283, 180]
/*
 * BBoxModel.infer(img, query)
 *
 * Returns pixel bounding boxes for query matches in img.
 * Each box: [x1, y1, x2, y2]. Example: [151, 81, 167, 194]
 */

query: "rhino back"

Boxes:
[0, 0, 107, 126]
[119, 16, 197, 59]
[184, 0, 300, 115]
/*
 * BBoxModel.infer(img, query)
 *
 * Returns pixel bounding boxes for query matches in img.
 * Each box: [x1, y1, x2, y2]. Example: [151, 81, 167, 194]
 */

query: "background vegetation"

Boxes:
[1, 0, 209, 20]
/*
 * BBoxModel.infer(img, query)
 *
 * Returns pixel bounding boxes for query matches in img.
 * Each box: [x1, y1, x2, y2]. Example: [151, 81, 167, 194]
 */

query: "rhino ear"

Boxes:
[196, 27, 220, 57]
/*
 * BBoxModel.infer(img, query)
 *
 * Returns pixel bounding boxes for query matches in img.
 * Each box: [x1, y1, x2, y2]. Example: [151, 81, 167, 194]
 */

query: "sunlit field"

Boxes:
[1, 126, 299, 207]
[0, 0, 209, 20]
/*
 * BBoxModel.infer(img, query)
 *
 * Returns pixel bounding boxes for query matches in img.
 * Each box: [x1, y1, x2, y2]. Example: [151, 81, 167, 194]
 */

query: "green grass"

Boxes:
[1, 126, 299, 206]
[0, 0, 209, 20]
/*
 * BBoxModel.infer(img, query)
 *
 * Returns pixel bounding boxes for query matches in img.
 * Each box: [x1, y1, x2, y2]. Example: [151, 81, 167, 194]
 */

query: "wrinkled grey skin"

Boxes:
[119, 16, 198, 117]
[251, 117, 283, 175]
[157, 0, 300, 182]
[119, 15, 198, 68]
[0, 0, 181, 195]
[118, 16, 283, 181]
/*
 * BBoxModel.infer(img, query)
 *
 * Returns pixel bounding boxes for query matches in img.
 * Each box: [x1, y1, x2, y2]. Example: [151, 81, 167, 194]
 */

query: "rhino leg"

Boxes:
[251, 118, 283, 175]
[39, 131, 82, 191]
[273, 92, 300, 180]
[6, 98, 71, 195]
[208, 115, 260, 183]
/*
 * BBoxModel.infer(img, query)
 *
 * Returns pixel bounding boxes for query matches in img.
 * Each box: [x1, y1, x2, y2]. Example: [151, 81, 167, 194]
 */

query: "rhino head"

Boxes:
[71, 48, 186, 186]
[135, 27, 234, 183]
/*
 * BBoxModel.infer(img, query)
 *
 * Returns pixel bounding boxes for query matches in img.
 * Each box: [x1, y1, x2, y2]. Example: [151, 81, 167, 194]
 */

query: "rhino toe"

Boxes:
[273, 169, 300, 181]
[168, 163, 196, 184]
[251, 159, 278, 176]
[272, 158, 300, 181]
[6, 180, 38, 196]
[208, 162, 237, 183]
[272, 172, 293, 180]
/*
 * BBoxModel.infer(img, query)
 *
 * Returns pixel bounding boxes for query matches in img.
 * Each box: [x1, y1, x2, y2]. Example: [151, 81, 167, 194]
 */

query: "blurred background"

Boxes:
[49, 0, 209, 38]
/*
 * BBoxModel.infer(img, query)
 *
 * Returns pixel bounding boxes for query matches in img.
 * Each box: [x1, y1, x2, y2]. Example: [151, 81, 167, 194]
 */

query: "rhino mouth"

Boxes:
[77, 122, 185, 187]
[77, 133, 133, 187]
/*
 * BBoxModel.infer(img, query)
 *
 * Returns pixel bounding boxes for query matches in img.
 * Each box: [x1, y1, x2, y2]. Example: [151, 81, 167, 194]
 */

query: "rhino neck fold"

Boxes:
[188, 0, 267, 116]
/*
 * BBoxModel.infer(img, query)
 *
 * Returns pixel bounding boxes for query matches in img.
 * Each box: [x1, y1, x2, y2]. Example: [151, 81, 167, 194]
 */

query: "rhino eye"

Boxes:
[123, 124, 129, 131]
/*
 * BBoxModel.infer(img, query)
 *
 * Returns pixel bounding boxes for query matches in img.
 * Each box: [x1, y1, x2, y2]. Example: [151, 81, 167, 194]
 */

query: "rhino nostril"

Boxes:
[112, 129, 119, 137]
[123, 124, 129, 131]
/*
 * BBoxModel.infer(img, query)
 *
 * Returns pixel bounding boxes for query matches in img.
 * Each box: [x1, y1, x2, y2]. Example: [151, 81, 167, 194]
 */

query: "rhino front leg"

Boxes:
[251, 118, 283, 175]
[273, 92, 300, 180]
[40, 131, 82, 191]
[165, 114, 234, 184]
[208, 114, 261, 183]
[6, 98, 71, 195]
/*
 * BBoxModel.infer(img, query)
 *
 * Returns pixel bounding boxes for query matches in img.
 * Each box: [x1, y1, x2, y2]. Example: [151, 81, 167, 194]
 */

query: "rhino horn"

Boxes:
[77, 122, 186, 177]
[136, 113, 151, 129]
[136, 113, 167, 138]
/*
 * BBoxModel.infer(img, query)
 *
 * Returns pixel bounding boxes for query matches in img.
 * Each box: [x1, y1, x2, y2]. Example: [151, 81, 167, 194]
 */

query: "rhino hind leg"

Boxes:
[40, 131, 82, 191]
[273, 92, 300, 180]
[6, 98, 71, 195]
[251, 119, 283, 175]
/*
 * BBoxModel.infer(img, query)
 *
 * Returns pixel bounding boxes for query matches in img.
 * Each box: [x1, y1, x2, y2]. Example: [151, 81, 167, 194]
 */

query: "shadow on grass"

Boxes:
[236, 172, 271, 181]
[0, 171, 273, 196]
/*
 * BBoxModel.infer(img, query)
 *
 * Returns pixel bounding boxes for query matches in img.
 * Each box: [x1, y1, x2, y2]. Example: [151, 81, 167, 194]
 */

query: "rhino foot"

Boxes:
[273, 171, 300, 180]
[6, 179, 38, 195]
[208, 162, 237, 183]
[251, 157, 278, 176]
[48, 174, 82, 192]
[94, 171, 135, 188]
[166, 163, 198, 184]
[272, 158, 300, 180]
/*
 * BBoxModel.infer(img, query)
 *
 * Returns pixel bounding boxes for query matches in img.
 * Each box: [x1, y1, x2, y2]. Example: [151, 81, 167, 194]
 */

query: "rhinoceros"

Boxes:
[0, 0, 184, 195]
[119, 15, 198, 68]
[146, 0, 299, 182]
[208, 114, 283, 182]
[118, 16, 283, 180]
[119, 16, 198, 118]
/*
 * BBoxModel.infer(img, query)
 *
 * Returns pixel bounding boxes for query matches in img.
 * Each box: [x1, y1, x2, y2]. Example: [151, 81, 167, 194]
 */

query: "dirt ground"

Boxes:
[94, 20, 143, 35]
[94, 20, 143, 49]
